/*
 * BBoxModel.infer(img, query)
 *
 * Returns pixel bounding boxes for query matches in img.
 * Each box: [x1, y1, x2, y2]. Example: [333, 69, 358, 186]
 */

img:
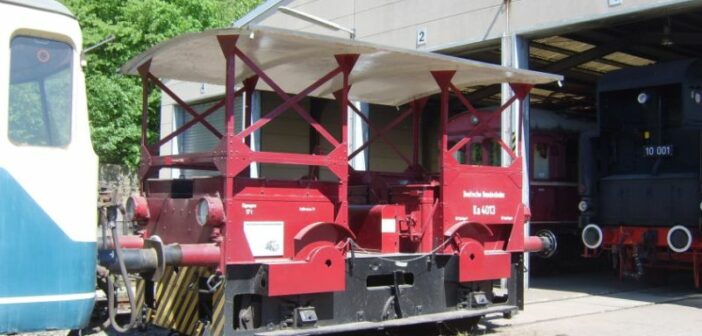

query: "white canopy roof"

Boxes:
[122, 27, 562, 106]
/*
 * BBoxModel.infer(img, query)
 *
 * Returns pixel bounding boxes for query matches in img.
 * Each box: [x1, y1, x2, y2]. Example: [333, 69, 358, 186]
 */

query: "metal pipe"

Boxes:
[524, 231, 556, 255]
[178, 244, 221, 266]
[101, 235, 145, 249]
[106, 249, 158, 273]
[100, 243, 220, 273]
[104, 206, 138, 332]
[524, 236, 546, 252]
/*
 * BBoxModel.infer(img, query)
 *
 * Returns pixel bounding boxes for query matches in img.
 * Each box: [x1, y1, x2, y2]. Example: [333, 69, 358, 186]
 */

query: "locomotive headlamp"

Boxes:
[699, 201, 702, 211]
[581, 224, 603, 250]
[125, 196, 150, 221]
[470, 115, 479, 125]
[196, 197, 225, 226]
[667, 225, 693, 253]
[637, 92, 649, 105]
[691, 90, 702, 104]
[578, 200, 589, 212]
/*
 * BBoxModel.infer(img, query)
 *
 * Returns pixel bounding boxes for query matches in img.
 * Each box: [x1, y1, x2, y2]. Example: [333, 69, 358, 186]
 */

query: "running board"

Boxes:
[256, 305, 516, 335]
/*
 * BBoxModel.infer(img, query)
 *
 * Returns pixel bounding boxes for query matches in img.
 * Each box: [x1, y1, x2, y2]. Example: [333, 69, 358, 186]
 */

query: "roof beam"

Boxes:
[467, 38, 626, 102]
[538, 81, 593, 97]
[529, 58, 600, 83]
[232, 0, 293, 28]
[569, 30, 688, 61]
[530, 41, 634, 69]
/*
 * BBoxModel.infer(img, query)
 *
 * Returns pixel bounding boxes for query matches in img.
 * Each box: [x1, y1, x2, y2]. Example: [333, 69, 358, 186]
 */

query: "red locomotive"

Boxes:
[447, 110, 587, 265]
[99, 27, 559, 334]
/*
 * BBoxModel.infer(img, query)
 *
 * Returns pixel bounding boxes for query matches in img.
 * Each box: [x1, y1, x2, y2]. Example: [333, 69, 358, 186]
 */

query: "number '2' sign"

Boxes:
[417, 27, 427, 46]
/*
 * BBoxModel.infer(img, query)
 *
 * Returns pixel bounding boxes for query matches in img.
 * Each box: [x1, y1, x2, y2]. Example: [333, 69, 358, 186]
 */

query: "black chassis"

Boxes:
[214, 252, 524, 335]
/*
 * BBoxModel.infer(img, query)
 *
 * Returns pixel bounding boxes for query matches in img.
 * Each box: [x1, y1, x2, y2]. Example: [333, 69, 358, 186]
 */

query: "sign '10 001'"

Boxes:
[643, 145, 673, 157]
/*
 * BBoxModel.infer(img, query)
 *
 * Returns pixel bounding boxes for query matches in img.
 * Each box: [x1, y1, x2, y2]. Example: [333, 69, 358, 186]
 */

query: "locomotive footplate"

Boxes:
[255, 305, 514, 336]
[224, 253, 521, 335]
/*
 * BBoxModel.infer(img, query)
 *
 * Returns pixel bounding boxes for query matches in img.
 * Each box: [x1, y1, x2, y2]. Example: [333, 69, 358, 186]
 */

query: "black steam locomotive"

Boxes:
[579, 59, 702, 286]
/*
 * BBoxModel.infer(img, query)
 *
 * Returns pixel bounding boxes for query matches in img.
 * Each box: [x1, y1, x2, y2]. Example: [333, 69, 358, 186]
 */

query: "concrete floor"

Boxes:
[16, 271, 701, 336]
[484, 271, 702, 336]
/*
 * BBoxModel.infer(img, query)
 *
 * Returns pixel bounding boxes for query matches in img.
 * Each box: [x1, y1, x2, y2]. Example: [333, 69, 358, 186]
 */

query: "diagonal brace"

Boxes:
[147, 73, 223, 139]
[448, 94, 519, 158]
[347, 103, 413, 167]
[154, 98, 224, 151]
[349, 105, 415, 161]
[449, 83, 479, 117]
[233, 47, 341, 147]
[235, 67, 342, 141]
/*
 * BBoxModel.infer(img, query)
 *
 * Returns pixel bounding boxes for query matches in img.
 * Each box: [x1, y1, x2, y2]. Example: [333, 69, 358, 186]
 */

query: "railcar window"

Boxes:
[533, 143, 550, 180]
[469, 141, 501, 166]
[8, 36, 73, 147]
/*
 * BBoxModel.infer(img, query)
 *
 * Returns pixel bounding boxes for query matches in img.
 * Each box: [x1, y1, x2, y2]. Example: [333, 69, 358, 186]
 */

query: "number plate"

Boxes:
[643, 145, 674, 157]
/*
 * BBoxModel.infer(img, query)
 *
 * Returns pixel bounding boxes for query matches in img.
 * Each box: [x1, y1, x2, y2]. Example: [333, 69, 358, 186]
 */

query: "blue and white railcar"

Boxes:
[0, 0, 97, 333]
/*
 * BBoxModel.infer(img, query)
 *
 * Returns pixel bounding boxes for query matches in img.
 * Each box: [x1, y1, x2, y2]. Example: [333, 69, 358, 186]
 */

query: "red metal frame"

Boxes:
[434, 71, 532, 281]
[348, 70, 535, 281]
[132, 32, 543, 298]
[346, 98, 427, 171]
[134, 34, 363, 296]
[445, 105, 581, 237]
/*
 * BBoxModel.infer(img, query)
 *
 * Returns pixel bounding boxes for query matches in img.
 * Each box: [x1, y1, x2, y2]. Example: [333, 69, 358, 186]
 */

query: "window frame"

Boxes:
[7, 33, 75, 148]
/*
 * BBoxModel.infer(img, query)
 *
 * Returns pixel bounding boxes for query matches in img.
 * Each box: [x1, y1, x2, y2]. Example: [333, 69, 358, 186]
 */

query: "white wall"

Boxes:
[257, 0, 701, 52]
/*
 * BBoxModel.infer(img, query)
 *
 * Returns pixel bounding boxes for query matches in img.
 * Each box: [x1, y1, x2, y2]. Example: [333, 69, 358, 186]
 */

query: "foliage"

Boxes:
[9, 70, 72, 147]
[61, 0, 261, 167]
[9, 37, 73, 147]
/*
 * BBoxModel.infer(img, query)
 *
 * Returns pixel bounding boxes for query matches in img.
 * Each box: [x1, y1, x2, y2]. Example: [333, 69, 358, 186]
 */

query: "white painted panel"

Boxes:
[244, 221, 285, 257]
[381, 218, 396, 233]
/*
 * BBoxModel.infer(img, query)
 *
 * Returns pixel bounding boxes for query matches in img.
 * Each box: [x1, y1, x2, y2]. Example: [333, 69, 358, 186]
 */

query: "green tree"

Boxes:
[61, 0, 261, 167]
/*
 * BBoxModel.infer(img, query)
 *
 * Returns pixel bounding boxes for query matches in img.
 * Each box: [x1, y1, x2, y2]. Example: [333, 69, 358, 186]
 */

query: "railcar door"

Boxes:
[530, 133, 579, 224]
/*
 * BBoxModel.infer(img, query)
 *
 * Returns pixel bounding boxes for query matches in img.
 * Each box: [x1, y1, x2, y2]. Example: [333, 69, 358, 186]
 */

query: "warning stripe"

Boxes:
[164, 267, 194, 331]
[135, 280, 143, 308]
[212, 284, 225, 335]
[136, 267, 225, 335]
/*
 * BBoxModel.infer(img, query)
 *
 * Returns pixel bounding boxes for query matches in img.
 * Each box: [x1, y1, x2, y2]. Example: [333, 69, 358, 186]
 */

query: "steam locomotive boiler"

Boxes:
[580, 59, 702, 286]
[98, 27, 560, 335]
